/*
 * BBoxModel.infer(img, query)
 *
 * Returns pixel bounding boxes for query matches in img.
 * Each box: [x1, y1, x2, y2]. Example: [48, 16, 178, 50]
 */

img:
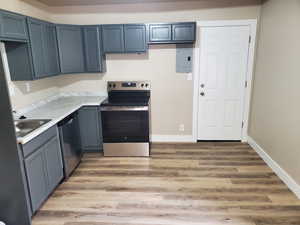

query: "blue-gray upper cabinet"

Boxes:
[124, 24, 147, 53]
[0, 10, 28, 41]
[44, 23, 60, 76]
[6, 42, 34, 81]
[102, 24, 147, 53]
[83, 26, 106, 73]
[102, 25, 124, 53]
[172, 22, 196, 42]
[148, 22, 196, 44]
[149, 24, 172, 43]
[8, 18, 60, 81]
[56, 25, 85, 74]
[27, 18, 46, 78]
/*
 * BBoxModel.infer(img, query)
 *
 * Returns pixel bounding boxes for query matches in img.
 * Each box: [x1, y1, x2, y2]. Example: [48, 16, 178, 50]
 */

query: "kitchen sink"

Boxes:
[15, 119, 51, 138]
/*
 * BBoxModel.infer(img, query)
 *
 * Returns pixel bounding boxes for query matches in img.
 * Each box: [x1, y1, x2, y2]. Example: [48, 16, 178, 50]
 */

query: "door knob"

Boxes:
[200, 92, 205, 96]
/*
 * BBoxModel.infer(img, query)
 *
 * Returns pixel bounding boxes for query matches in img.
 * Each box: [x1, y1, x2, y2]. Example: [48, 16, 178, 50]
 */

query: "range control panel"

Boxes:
[107, 81, 151, 91]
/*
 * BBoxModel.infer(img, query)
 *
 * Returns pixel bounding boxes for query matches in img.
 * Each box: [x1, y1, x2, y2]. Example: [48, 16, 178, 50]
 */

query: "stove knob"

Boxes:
[108, 84, 112, 88]
[113, 84, 116, 88]
[145, 83, 149, 87]
[141, 83, 144, 87]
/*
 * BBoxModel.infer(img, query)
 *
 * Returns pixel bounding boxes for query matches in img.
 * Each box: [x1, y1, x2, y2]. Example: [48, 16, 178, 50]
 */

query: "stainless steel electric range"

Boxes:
[100, 81, 151, 157]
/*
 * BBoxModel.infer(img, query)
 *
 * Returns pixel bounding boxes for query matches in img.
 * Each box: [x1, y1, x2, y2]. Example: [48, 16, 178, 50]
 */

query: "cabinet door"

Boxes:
[56, 25, 85, 74]
[102, 25, 124, 53]
[83, 26, 105, 72]
[24, 147, 48, 213]
[149, 24, 172, 43]
[172, 23, 196, 42]
[0, 11, 28, 41]
[98, 108, 103, 150]
[6, 41, 35, 81]
[124, 24, 146, 53]
[78, 107, 101, 152]
[44, 23, 60, 76]
[44, 136, 63, 194]
[27, 18, 47, 78]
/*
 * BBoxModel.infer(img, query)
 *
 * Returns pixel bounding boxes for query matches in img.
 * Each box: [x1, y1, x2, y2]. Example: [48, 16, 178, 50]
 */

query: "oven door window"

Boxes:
[101, 111, 149, 143]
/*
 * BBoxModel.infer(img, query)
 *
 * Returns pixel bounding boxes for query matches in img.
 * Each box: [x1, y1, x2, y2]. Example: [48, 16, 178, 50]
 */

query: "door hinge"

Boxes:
[245, 81, 248, 88]
[249, 36, 252, 43]
[242, 122, 244, 128]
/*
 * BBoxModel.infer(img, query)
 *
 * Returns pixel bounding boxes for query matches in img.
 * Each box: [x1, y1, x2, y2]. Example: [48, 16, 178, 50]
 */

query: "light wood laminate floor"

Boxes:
[32, 142, 300, 225]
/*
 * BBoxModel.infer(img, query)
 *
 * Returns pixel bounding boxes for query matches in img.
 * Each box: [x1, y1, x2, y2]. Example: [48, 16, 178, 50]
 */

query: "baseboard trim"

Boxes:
[151, 135, 195, 143]
[247, 136, 300, 199]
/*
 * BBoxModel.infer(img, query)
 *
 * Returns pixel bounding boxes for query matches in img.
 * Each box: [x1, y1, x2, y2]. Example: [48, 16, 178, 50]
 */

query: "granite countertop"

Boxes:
[17, 95, 107, 144]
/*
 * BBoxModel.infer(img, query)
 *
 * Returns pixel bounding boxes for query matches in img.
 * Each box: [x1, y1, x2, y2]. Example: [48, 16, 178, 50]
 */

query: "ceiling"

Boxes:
[33, 0, 261, 6]
[35, 0, 197, 6]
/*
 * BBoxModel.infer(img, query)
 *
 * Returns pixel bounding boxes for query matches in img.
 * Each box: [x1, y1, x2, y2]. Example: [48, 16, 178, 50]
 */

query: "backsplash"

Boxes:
[15, 91, 107, 117]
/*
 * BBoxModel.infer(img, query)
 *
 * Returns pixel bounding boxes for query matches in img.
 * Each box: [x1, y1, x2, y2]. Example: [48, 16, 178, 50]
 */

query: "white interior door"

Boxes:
[197, 26, 250, 140]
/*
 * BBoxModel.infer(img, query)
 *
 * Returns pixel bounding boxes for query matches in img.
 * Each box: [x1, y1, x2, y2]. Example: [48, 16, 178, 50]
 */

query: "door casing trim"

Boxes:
[192, 20, 258, 142]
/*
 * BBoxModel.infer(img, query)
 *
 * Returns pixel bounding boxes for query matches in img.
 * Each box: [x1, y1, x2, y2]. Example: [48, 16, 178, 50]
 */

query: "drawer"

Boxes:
[22, 126, 57, 158]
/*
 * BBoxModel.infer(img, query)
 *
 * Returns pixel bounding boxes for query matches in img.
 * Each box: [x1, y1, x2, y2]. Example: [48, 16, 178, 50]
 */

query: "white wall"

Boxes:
[249, 0, 300, 185]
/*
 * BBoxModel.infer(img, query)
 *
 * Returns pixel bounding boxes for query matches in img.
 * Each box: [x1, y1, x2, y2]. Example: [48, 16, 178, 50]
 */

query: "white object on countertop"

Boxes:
[0, 222, 6, 225]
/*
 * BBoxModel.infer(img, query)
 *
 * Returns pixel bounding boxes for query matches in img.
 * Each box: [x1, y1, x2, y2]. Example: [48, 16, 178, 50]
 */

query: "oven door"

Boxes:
[101, 106, 149, 143]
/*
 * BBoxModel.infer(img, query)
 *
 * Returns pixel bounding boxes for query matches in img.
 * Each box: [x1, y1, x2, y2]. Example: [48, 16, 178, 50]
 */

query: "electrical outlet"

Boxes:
[25, 82, 31, 92]
[179, 124, 185, 132]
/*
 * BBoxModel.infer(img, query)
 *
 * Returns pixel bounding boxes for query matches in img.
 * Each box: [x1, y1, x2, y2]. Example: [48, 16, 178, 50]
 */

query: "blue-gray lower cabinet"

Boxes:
[22, 126, 63, 213]
[0, 10, 28, 41]
[56, 25, 85, 74]
[102, 24, 125, 53]
[78, 106, 103, 152]
[83, 26, 106, 73]
[124, 24, 147, 53]
[44, 136, 64, 194]
[24, 146, 48, 213]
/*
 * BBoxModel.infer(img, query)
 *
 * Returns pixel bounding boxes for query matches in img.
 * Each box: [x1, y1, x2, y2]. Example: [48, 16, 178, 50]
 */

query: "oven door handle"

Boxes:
[100, 106, 149, 111]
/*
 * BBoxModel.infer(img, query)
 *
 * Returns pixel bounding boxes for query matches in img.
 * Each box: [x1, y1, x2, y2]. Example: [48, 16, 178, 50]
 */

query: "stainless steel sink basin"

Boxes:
[15, 119, 51, 138]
